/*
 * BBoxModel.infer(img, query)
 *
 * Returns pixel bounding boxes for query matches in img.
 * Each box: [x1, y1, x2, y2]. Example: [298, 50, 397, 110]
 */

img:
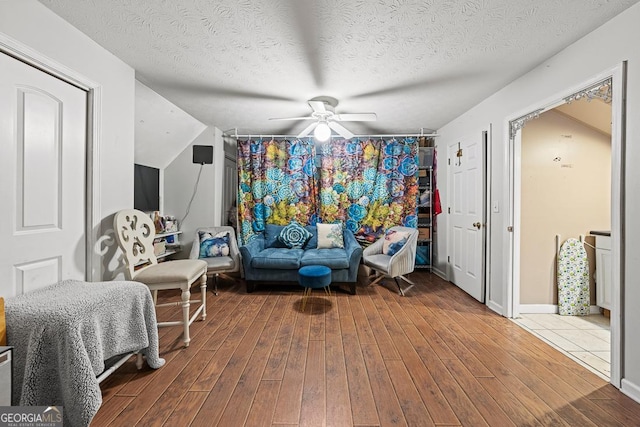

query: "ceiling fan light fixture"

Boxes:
[314, 121, 331, 141]
[274, 96, 376, 140]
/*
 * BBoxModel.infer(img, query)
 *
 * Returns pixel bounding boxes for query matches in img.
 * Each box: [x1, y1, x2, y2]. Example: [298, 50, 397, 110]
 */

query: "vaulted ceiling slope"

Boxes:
[135, 81, 207, 169]
[40, 0, 639, 137]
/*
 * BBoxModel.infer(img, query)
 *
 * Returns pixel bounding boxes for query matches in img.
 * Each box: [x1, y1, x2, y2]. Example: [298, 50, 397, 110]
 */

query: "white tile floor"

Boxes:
[511, 313, 610, 380]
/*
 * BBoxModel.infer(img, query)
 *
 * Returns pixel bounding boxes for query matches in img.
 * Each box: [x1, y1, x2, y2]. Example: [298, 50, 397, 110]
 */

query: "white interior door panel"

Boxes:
[0, 52, 87, 296]
[448, 131, 486, 302]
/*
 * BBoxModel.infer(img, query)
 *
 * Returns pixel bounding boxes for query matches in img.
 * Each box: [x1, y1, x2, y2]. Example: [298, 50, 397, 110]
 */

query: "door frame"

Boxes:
[0, 33, 103, 281]
[483, 128, 493, 306]
[223, 151, 238, 226]
[445, 126, 491, 302]
[506, 63, 626, 387]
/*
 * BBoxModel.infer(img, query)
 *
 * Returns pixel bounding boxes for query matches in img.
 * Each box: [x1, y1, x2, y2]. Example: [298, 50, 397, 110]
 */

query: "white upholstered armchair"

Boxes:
[189, 226, 241, 295]
[362, 226, 419, 296]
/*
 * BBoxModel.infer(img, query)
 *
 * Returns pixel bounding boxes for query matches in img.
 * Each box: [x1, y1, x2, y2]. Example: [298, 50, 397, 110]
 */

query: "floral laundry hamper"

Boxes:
[557, 238, 590, 316]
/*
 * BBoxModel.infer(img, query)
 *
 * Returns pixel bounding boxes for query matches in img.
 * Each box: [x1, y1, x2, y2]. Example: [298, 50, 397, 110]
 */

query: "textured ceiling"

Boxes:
[40, 0, 638, 139]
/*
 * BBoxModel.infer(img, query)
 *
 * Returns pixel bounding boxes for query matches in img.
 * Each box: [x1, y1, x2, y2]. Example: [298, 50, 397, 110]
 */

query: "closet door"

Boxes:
[0, 52, 87, 297]
[448, 131, 486, 302]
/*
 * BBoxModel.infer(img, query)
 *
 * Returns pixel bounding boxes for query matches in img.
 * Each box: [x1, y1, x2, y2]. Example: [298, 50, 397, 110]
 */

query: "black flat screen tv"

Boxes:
[134, 164, 159, 212]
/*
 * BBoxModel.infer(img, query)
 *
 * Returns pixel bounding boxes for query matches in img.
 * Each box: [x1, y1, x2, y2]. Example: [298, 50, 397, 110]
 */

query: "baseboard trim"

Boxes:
[486, 300, 503, 315]
[621, 378, 640, 404]
[518, 304, 601, 315]
[432, 267, 446, 280]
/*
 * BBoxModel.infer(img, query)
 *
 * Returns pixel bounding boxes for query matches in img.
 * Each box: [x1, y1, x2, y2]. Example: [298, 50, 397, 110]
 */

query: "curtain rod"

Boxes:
[225, 133, 439, 139]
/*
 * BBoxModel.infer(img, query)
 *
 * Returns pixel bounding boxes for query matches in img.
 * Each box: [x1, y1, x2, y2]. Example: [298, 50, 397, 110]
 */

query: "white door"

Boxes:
[0, 52, 87, 297]
[449, 131, 486, 301]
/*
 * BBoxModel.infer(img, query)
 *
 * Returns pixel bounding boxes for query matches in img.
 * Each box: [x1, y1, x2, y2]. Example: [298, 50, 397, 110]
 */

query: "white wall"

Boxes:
[163, 126, 224, 258]
[0, 0, 136, 281]
[135, 80, 207, 170]
[436, 3, 640, 398]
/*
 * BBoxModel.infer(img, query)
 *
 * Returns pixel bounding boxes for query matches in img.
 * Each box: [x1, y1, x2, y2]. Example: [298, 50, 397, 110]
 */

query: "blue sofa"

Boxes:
[239, 224, 363, 294]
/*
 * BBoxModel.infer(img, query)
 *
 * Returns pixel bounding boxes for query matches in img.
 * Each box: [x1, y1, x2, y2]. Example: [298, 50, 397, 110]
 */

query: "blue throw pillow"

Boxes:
[199, 231, 230, 258]
[278, 222, 312, 249]
[382, 230, 409, 256]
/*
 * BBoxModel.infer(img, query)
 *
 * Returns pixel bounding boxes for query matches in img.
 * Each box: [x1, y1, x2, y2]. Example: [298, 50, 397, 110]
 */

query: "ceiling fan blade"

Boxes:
[308, 100, 326, 113]
[328, 121, 354, 139]
[297, 122, 318, 138]
[333, 113, 377, 122]
[269, 116, 315, 121]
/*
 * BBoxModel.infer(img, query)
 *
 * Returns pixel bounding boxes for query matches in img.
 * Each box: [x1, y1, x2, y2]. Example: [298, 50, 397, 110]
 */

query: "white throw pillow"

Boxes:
[317, 222, 344, 249]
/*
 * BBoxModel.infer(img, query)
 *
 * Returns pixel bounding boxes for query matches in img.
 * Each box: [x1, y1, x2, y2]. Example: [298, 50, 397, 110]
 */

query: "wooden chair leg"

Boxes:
[136, 353, 144, 369]
[200, 274, 207, 320]
[181, 288, 191, 347]
[213, 273, 219, 296]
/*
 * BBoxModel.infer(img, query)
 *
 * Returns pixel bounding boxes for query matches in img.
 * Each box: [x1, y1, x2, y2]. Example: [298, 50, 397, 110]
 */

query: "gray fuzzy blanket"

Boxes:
[5, 280, 165, 427]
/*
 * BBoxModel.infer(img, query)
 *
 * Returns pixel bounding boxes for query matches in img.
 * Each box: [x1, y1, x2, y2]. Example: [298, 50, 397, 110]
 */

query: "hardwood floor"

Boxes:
[93, 272, 640, 426]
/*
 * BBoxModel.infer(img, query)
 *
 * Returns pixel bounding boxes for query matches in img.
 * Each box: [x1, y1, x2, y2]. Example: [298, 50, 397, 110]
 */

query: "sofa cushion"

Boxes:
[301, 248, 350, 269]
[251, 248, 303, 269]
[278, 222, 312, 248]
[202, 255, 235, 270]
[304, 225, 318, 249]
[363, 253, 390, 271]
[264, 224, 287, 248]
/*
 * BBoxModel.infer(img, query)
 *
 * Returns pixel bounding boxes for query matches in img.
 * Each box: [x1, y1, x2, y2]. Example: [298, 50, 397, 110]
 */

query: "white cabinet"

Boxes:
[595, 235, 611, 310]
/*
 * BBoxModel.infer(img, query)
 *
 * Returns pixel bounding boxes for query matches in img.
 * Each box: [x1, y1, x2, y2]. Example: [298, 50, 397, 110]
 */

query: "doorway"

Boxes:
[515, 97, 612, 380]
[223, 153, 238, 227]
[508, 65, 625, 387]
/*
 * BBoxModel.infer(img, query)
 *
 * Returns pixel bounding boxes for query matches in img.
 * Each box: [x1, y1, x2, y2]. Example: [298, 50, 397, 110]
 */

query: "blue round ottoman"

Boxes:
[298, 265, 332, 310]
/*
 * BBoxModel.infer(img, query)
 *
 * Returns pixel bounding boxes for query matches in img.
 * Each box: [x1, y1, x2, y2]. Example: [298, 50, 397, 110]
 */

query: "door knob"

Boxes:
[473, 222, 481, 229]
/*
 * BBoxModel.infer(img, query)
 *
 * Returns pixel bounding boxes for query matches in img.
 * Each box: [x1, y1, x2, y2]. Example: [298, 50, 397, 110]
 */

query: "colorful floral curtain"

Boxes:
[237, 137, 418, 245]
[237, 138, 319, 244]
[317, 138, 418, 244]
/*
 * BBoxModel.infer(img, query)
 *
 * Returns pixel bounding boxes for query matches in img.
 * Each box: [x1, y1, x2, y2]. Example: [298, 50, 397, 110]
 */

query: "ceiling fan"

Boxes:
[269, 96, 377, 141]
